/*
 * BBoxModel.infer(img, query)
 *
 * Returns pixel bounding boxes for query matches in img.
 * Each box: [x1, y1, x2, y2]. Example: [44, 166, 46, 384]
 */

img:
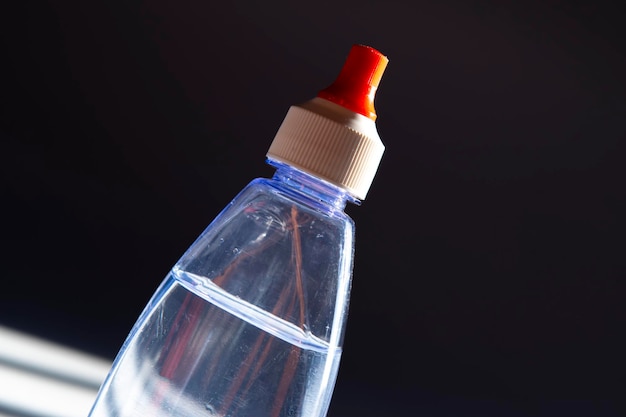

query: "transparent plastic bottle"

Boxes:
[88, 44, 389, 417]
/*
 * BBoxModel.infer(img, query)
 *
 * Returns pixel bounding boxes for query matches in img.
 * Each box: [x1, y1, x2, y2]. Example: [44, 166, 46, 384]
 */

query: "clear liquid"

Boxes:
[89, 269, 342, 417]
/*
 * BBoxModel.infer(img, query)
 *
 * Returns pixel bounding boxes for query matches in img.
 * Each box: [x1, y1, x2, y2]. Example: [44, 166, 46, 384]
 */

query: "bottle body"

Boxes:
[88, 163, 355, 417]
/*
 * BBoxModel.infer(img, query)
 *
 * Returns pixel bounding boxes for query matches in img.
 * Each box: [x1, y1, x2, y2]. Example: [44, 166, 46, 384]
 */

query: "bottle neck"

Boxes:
[267, 158, 360, 211]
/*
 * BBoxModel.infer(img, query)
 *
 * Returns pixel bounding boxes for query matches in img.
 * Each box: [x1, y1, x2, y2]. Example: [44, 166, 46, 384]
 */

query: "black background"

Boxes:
[2, 1, 625, 416]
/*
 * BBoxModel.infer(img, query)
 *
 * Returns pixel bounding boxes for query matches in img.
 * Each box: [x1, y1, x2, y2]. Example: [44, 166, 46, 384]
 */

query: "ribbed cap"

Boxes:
[267, 44, 388, 201]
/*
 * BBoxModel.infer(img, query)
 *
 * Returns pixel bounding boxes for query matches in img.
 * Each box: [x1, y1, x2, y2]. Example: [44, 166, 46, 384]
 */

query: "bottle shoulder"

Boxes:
[239, 176, 355, 226]
[174, 175, 356, 340]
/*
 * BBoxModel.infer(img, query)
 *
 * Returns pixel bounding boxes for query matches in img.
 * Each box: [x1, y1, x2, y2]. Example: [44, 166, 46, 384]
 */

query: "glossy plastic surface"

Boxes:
[87, 163, 355, 417]
[317, 44, 388, 121]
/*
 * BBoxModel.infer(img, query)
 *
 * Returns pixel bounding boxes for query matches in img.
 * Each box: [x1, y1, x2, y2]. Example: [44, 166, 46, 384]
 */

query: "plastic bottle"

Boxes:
[88, 44, 389, 417]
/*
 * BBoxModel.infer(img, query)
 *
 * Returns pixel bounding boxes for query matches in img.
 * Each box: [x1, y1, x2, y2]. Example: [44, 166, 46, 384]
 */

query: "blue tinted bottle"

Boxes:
[88, 44, 389, 417]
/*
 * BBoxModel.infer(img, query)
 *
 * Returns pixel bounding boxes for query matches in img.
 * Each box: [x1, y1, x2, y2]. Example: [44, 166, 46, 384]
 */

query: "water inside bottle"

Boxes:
[88, 269, 342, 417]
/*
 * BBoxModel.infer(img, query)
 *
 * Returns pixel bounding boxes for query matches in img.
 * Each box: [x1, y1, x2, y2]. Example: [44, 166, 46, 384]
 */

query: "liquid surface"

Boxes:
[175, 269, 332, 352]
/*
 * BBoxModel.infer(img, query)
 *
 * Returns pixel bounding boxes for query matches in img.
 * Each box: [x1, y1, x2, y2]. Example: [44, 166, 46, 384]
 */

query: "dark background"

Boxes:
[1, 1, 625, 416]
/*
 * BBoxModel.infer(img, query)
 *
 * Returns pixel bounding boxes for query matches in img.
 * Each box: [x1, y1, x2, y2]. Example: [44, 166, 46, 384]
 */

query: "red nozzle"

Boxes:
[317, 44, 389, 121]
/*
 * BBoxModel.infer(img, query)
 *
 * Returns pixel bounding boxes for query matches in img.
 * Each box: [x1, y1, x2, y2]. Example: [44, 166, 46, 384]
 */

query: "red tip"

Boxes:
[317, 44, 389, 121]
